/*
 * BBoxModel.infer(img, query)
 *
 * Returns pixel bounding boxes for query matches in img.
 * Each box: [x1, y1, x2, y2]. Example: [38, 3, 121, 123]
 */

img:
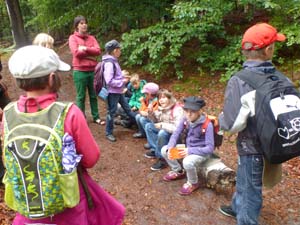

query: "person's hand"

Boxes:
[154, 123, 162, 129]
[178, 148, 188, 158]
[78, 45, 87, 51]
[122, 88, 128, 94]
[131, 106, 137, 111]
[167, 147, 187, 160]
[148, 103, 153, 113]
[140, 111, 148, 117]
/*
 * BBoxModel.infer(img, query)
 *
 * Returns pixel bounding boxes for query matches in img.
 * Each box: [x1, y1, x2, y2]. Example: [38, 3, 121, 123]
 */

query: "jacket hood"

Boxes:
[188, 114, 206, 128]
[102, 54, 118, 62]
[73, 31, 89, 39]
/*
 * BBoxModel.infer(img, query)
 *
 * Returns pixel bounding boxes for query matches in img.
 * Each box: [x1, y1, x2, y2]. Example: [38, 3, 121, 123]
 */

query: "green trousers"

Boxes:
[73, 70, 99, 121]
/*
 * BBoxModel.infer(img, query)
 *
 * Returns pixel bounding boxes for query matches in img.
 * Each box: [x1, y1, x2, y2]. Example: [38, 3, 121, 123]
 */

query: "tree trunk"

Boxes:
[5, 0, 28, 48]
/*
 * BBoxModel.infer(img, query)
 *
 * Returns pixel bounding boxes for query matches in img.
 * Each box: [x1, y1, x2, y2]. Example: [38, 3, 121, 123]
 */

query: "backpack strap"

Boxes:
[235, 69, 288, 89]
[102, 59, 117, 88]
[201, 116, 210, 134]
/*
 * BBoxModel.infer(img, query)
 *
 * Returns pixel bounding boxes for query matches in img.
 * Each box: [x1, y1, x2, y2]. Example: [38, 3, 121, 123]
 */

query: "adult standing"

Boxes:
[69, 15, 105, 125]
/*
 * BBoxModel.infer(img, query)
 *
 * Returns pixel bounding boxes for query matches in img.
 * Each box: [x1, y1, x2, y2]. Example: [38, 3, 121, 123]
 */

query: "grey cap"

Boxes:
[105, 40, 121, 53]
[8, 45, 70, 79]
[183, 96, 206, 111]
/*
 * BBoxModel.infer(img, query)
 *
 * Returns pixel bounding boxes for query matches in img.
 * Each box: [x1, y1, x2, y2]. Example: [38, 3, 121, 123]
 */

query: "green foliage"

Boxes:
[121, 0, 300, 81]
[122, 0, 235, 79]
[2, 0, 300, 82]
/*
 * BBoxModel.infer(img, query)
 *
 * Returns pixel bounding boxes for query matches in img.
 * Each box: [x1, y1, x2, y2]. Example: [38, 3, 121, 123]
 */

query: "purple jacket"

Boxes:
[102, 54, 124, 94]
[167, 114, 214, 156]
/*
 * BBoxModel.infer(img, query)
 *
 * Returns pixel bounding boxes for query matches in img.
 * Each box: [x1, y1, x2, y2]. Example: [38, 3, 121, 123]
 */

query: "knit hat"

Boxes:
[8, 45, 70, 79]
[183, 96, 206, 111]
[141, 82, 159, 95]
[242, 23, 286, 50]
[105, 40, 121, 53]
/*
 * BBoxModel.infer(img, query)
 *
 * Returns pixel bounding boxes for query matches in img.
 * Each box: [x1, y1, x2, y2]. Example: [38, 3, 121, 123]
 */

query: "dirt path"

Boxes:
[0, 48, 300, 225]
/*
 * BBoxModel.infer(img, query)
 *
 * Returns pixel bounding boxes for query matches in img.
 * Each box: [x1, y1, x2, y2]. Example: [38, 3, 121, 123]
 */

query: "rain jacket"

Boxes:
[167, 115, 214, 156]
[102, 54, 124, 94]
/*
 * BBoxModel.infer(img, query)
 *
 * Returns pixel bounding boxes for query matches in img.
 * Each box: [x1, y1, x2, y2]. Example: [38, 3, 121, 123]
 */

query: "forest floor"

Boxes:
[0, 46, 300, 225]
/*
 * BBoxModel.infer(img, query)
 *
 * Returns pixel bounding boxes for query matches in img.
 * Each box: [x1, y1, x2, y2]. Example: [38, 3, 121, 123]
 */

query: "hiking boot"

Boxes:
[144, 143, 151, 149]
[106, 134, 116, 142]
[178, 182, 200, 195]
[144, 150, 156, 159]
[133, 132, 145, 138]
[219, 205, 236, 218]
[151, 159, 167, 171]
[163, 170, 186, 182]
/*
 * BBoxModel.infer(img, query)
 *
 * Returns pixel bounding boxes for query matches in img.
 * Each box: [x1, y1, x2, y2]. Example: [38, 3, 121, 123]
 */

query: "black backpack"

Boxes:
[93, 58, 116, 95]
[236, 69, 300, 164]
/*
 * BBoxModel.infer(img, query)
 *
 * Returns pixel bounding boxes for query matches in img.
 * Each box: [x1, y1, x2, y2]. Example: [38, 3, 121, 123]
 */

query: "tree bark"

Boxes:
[5, 0, 29, 48]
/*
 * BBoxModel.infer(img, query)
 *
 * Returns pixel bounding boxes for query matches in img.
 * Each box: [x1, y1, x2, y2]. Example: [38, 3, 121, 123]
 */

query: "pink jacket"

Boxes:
[11, 93, 125, 225]
[69, 32, 101, 71]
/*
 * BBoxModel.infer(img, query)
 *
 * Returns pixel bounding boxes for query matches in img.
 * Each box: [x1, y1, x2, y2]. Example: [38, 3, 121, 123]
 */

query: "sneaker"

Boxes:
[144, 143, 151, 149]
[163, 170, 186, 182]
[219, 205, 236, 218]
[144, 151, 156, 159]
[178, 182, 200, 195]
[106, 134, 116, 142]
[151, 159, 167, 171]
[133, 132, 145, 138]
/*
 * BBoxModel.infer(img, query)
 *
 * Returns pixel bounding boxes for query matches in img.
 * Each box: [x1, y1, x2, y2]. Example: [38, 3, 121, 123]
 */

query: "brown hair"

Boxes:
[157, 89, 175, 104]
[74, 15, 87, 30]
[16, 74, 61, 92]
[242, 43, 274, 61]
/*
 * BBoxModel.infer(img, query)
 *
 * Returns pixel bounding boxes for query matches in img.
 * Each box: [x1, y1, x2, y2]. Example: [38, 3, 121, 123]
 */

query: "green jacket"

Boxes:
[129, 80, 146, 109]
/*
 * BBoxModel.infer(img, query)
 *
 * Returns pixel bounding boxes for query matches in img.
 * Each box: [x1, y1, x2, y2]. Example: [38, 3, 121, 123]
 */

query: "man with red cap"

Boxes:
[218, 23, 287, 224]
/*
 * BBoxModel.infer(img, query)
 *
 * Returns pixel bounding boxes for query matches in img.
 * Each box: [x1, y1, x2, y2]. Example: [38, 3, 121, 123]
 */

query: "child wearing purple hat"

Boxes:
[161, 96, 215, 195]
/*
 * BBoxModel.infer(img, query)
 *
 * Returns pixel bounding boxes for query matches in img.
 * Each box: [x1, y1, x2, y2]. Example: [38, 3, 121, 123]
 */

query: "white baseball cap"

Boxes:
[8, 45, 70, 79]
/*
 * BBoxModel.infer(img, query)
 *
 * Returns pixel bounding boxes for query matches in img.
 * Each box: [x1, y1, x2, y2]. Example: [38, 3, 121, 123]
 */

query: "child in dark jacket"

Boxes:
[161, 96, 214, 195]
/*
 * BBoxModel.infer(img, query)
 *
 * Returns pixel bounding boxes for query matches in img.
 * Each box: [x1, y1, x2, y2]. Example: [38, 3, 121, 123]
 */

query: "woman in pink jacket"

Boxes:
[4, 45, 125, 225]
[69, 15, 105, 125]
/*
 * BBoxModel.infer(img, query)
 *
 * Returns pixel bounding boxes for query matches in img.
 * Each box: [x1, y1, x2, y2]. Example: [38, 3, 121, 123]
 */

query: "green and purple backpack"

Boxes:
[2, 101, 79, 219]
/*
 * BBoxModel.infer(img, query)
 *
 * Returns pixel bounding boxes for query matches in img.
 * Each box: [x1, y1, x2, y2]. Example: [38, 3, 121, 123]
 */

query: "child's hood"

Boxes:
[102, 54, 118, 62]
[188, 114, 206, 128]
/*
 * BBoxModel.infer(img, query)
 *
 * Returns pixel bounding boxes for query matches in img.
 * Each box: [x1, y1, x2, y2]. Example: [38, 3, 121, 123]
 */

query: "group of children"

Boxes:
[1, 13, 289, 224]
[101, 57, 215, 195]
[120, 78, 215, 195]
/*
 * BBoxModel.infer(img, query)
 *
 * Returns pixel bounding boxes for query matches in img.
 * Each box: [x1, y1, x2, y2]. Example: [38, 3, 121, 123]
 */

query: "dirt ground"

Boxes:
[0, 47, 300, 225]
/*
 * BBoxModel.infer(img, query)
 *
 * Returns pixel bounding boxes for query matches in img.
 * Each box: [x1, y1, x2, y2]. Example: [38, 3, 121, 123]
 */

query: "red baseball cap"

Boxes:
[241, 23, 286, 50]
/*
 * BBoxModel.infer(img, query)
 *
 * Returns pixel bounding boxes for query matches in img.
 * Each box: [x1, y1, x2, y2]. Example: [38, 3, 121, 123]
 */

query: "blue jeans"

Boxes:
[106, 93, 136, 135]
[231, 155, 263, 225]
[145, 123, 171, 158]
[135, 114, 151, 137]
